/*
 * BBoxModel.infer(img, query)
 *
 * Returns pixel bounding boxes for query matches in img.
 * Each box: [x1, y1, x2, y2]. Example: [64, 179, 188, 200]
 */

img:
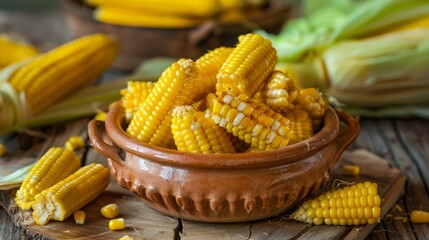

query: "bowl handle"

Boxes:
[334, 109, 360, 160]
[87, 119, 124, 167]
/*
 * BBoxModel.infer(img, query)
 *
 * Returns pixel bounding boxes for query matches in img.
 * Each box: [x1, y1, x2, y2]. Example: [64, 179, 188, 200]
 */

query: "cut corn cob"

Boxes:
[294, 88, 328, 129]
[211, 91, 292, 150]
[291, 182, 381, 226]
[120, 81, 155, 123]
[15, 147, 81, 210]
[126, 58, 214, 148]
[101, 203, 119, 218]
[7, 34, 119, 116]
[73, 210, 86, 224]
[283, 107, 313, 144]
[216, 33, 277, 97]
[172, 105, 236, 153]
[94, 7, 205, 28]
[0, 35, 38, 69]
[109, 218, 125, 230]
[32, 163, 110, 225]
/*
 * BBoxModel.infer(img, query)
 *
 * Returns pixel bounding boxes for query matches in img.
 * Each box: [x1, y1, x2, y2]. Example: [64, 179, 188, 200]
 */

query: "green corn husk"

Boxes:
[258, 0, 429, 118]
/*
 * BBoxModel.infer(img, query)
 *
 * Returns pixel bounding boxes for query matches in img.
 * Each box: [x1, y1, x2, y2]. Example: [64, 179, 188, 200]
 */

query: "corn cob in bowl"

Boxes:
[88, 33, 360, 222]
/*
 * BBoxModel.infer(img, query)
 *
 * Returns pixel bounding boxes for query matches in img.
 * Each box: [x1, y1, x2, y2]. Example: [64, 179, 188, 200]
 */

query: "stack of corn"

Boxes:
[259, 0, 429, 118]
[119, 33, 329, 152]
[0, 34, 119, 134]
[85, 0, 267, 28]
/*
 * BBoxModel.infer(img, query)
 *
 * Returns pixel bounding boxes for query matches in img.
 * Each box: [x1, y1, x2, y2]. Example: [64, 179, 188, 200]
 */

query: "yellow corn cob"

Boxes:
[283, 107, 313, 144]
[172, 105, 236, 153]
[73, 210, 86, 224]
[216, 33, 277, 97]
[127, 58, 214, 148]
[101, 203, 119, 218]
[88, 0, 220, 18]
[120, 81, 155, 123]
[15, 147, 81, 210]
[94, 7, 205, 28]
[32, 163, 110, 225]
[211, 91, 292, 150]
[0, 35, 38, 69]
[291, 182, 381, 226]
[294, 88, 329, 129]
[7, 34, 119, 115]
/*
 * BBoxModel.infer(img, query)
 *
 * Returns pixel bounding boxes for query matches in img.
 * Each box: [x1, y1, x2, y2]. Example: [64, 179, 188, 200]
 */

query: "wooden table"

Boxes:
[1, 5, 429, 240]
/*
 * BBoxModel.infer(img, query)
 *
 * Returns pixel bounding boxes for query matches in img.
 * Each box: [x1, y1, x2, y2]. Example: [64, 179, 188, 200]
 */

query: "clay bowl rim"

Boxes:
[96, 101, 359, 170]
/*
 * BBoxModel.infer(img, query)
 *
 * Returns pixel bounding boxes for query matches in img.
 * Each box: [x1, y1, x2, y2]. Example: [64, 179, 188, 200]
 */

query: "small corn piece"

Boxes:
[291, 181, 381, 226]
[94, 111, 107, 121]
[211, 91, 292, 150]
[216, 33, 277, 97]
[0, 35, 38, 69]
[7, 34, 119, 116]
[94, 7, 205, 28]
[73, 210, 86, 224]
[88, 0, 220, 18]
[342, 164, 361, 177]
[172, 105, 236, 153]
[410, 210, 429, 223]
[64, 136, 86, 151]
[32, 163, 110, 225]
[101, 203, 119, 219]
[15, 147, 81, 210]
[119, 235, 134, 240]
[120, 81, 155, 123]
[109, 218, 125, 231]
[283, 107, 313, 144]
[0, 144, 6, 156]
[294, 88, 329, 129]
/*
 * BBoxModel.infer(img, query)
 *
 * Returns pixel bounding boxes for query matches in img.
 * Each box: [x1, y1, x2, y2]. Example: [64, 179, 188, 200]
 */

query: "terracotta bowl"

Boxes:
[88, 101, 359, 222]
[63, 0, 292, 71]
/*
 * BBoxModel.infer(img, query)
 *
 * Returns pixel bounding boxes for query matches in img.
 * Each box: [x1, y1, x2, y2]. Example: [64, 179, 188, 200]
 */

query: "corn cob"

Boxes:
[172, 105, 236, 153]
[216, 33, 277, 97]
[120, 81, 155, 123]
[6, 34, 119, 116]
[127, 58, 214, 148]
[283, 107, 313, 144]
[15, 147, 81, 210]
[211, 91, 292, 150]
[88, 0, 220, 18]
[94, 7, 205, 28]
[0, 35, 38, 69]
[291, 182, 381, 226]
[32, 163, 110, 225]
[294, 88, 328, 129]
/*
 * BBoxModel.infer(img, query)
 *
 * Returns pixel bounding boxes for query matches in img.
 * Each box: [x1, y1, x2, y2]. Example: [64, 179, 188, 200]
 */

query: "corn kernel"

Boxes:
[118, 235, 134, 240]
[109, 218, 125, 230]
[342, 164, 360, 176]
[74, 210, 86, 224]
[101, 203, 119, 219]
[94, 112, 107, 121]
[65, 136, 85, 151]
[410, 210, 429, 223]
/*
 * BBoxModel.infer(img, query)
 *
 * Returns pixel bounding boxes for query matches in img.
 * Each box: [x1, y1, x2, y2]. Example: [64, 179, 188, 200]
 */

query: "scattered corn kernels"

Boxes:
[342, 164, 360, 176]
[0, 144, 6, 156]
[109, 218, 125, 230]
[101, 203, 119, 218]
[410, 210, 429, 223]
[73, 210, 86, 224]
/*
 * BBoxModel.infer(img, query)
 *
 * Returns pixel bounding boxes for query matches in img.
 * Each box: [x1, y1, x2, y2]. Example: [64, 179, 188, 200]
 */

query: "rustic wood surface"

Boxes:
[1, 3, 429, 240]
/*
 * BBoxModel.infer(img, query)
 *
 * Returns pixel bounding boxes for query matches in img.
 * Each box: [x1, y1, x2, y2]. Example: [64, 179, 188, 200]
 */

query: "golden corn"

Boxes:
[109, 218, 125, 231]
[342, 164, 361, 177]
[73, 210, 86, 224]
[7, 34, 119, 115]
[118, 235, 134, 240]
[101, 203, 119, 219]
[294, 88, 329, 129]
[410, 210, 429, 223]
[283, 107, 313, 144]
[15, 147, 81, 210]
[120, 81, 155, 123]
[94, 7, 205, 28]
[32, 163, 110, 225]
[0, 144, 6, 156]
[172, 105, 236, 153]
[64, 136, 86, 151]
[0, 35, 38, 69]
[94, 112, 107, 121]
[211, 91, 292, 150]
[216, 33, 277, 97]
[291, 182, 381, 226]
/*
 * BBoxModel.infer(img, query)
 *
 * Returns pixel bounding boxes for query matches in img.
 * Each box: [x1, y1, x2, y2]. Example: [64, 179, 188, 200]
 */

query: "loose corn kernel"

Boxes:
[0, 144, 6, 156]
[94, 112, 107, 121]
[118, 235, 134, 240]
[395, 204, 403, 212]
[101, 203, 119, 219]
[410, 210, 429, 223]
[342, 164, 360, 176]
[109, 218, 125, 230]
[73, 210, 86, 224]
[64, 136, 85, 151]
